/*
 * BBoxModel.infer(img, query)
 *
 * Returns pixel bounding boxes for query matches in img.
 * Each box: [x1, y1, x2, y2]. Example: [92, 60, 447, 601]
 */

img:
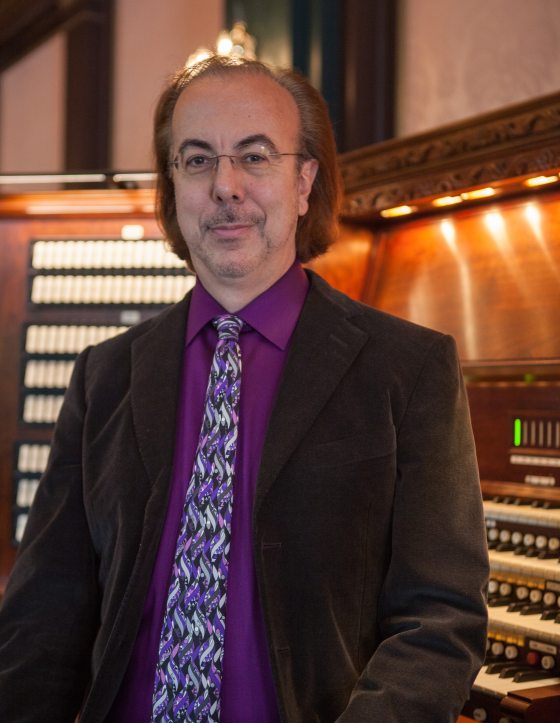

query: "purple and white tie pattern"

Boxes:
[151, 315, 243, 722]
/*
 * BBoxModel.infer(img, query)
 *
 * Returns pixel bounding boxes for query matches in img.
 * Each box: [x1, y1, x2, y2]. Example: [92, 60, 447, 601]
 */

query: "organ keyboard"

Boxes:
[333, 89, 560, 722]
[461, 497, 560, 721]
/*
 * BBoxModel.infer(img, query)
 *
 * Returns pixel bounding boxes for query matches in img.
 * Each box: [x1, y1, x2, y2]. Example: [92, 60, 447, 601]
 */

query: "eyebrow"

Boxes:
[176, 134, 280, 157]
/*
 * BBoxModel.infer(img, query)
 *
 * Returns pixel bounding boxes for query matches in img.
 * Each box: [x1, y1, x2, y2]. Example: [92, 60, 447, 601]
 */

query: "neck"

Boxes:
[195, 260, 296, 312]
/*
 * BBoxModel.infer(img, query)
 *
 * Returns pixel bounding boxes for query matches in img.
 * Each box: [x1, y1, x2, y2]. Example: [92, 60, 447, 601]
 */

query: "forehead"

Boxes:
[170, 72, 301, 150]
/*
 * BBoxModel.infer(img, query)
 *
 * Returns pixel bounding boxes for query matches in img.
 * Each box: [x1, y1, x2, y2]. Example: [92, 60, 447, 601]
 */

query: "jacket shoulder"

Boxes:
[308, 270, 447, 349]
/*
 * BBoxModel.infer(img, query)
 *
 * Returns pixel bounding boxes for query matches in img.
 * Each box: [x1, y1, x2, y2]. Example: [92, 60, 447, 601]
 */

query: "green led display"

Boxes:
[513, 418, 522, 447]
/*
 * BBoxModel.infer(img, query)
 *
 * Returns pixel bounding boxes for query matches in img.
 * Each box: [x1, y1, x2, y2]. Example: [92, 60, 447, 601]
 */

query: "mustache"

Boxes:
[204, 208, 262, 228]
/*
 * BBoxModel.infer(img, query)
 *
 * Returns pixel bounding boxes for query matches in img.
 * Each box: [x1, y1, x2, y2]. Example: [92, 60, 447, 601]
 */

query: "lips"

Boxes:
[209, 223, 254, 239]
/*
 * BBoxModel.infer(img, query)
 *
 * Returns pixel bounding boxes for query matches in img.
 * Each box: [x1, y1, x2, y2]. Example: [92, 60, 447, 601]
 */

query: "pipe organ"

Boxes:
[1, 92, 560, 721]
[328, 91, 560, 723]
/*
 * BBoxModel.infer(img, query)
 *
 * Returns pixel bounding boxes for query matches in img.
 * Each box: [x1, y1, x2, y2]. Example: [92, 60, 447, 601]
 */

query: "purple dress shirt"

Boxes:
[107, 262, 309, 722]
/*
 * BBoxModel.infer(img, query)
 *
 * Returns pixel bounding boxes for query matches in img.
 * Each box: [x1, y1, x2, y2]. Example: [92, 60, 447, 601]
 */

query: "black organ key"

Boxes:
[486, 661, 515, 674]
[519, 603, 545, 615]
[498, 665, 533, 679]
[488, 596, 512, 607]
[541, 500, 560, 509]
[538, 549, 560, 559]
[513, 669, 559, 683]
[496, 542, 517, 552]
[541, 608, 560, 620]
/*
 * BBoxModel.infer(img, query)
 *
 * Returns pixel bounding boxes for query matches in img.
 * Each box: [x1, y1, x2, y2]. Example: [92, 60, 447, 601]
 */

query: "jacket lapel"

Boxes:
[255, 273, 368, 512]
[83, 294, 192, 719]
[130, 294, 191, 488]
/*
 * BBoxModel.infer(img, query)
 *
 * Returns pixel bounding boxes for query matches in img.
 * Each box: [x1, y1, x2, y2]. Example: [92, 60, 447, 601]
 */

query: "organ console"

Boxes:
[1, 91, 560, 720]
[329, 90, 560, 722]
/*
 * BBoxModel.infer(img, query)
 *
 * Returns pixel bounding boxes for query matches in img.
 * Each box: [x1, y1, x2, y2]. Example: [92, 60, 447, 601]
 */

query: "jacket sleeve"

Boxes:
[0, 348, 100, 723]
[338, 334, 489, 722]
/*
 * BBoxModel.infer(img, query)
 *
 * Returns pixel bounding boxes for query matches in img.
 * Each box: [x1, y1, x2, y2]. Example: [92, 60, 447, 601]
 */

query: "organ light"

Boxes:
[461, 187, 496, 201]
[380, 205, 416, 218]
[523, 174, 559, 188]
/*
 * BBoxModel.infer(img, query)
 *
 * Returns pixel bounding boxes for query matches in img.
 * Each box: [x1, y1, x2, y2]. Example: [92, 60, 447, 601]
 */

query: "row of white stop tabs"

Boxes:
[31, 239, 185, 270]
[17, 443, 50, 472]
[31, 273, 195, 304]
[24, 360, 74, 389]
[23, 394, 64, 424]
[25, 324, 127, 354]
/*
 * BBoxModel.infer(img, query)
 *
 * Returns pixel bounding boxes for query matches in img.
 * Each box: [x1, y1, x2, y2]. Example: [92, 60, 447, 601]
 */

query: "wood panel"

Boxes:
[307, 223, 375, 301]
[362, 192, 560, 363]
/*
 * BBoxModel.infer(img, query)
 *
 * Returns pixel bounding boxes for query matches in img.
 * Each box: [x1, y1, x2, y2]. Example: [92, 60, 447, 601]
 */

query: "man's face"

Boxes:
[169, 72, 318, 301]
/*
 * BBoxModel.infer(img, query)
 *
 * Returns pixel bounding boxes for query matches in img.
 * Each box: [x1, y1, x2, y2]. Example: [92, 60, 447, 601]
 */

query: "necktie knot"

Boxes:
[213, 314, 243, 342]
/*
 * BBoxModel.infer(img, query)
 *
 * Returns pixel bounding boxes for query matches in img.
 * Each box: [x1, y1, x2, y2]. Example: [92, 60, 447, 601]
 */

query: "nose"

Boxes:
[211, 155, 245, 204]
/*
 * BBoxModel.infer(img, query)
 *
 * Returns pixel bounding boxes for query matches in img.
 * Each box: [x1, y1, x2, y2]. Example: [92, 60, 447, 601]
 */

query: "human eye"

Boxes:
[239, 150, 270, 170]
[183, 153, 214, 173]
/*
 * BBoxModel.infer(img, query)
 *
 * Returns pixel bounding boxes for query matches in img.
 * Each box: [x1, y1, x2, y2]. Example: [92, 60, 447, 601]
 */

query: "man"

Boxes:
[0, 55, 488, 722]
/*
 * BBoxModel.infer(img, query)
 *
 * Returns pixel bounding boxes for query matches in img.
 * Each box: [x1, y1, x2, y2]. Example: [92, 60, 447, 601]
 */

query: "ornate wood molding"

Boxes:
[339, 92, 560, 219]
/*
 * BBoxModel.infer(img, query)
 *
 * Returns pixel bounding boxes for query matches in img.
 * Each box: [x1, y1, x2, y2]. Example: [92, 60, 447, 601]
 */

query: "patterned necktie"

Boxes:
[152, 314, 243, 723]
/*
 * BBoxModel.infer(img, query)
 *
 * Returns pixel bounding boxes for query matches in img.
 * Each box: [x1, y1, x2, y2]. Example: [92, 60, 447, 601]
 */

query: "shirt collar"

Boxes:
[186, 261, 309, 350]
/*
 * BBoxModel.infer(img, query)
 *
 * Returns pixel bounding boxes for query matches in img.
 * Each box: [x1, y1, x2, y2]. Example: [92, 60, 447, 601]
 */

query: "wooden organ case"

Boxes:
[319, 93, 560, 723]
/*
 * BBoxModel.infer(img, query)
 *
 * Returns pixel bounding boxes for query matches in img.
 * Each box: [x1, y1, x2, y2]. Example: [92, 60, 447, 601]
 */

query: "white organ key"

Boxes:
[488, 549, 560, 582]
[473, 665, 560, 698]
[488, 604, 560, 644]
[484, 499, 560, 528]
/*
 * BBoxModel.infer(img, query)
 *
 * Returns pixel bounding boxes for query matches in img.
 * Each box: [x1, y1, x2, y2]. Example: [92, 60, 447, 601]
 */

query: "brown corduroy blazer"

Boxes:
[0, 271, 488, 722]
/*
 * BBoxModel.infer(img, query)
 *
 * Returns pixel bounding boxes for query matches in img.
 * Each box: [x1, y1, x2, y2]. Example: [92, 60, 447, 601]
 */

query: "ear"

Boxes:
[297, 158, 319, 216]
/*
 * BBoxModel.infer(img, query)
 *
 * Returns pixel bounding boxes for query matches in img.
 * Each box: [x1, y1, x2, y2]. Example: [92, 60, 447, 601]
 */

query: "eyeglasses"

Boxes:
[170, 144, 305, 177]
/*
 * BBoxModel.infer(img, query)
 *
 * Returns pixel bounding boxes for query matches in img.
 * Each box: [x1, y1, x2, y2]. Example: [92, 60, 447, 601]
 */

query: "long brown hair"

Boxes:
[153, 54, 342, 267]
